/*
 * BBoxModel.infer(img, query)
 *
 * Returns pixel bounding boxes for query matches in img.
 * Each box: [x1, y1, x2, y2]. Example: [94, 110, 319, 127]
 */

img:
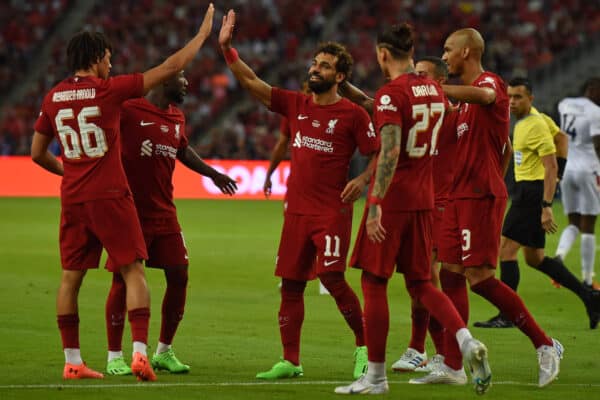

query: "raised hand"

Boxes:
[198, 3, 215, 39]
[219, 9, 236, 49]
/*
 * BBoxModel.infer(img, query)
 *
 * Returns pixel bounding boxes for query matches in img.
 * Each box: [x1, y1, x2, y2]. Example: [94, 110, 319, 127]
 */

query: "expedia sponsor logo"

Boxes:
[377, 94, 397, 112]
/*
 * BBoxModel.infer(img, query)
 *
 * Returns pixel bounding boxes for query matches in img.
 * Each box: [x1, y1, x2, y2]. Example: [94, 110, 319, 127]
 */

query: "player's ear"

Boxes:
[336, 71, 346, 84]
[461, 46, 470, 59]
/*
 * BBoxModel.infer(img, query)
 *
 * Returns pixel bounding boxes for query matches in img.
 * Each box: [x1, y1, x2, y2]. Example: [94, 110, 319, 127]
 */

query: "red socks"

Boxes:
[319, 272, 365, 346]
[57, 314, 79, 349]
[361, 271, 389, 362]
[439, 269, 469, 370]
[409, 306, 429, 353]
[471, 276, 552, 348]
[279, 279, 307, 365]
[159, 268, 188, 345]
[128, 307, 150, 344]
[106, 273, 127, 351]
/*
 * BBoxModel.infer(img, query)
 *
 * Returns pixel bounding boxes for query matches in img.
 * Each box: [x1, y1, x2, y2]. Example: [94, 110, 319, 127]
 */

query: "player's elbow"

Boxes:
[481, 89, 496, 105]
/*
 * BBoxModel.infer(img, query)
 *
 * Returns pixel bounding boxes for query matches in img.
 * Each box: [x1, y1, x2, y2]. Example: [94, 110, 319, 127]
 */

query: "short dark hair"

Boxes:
[508, 76, 533, 94]
[417, 56, 448, 79]
[67, 31, 113, 73]
[376, 23, 414, 59]
[582, 77, 600, 94]
[313, 41, 353, 82]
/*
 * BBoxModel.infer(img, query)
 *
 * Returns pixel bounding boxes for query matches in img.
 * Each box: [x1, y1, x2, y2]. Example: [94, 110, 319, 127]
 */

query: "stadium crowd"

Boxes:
[1, 0, 599, 159]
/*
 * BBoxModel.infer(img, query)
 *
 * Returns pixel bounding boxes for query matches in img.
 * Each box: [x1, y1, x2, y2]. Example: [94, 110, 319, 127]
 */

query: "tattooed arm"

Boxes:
[366, 123, 402, 243]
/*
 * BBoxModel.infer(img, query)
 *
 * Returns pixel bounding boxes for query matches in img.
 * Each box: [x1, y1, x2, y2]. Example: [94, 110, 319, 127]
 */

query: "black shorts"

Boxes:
[501, 181, 545, 248]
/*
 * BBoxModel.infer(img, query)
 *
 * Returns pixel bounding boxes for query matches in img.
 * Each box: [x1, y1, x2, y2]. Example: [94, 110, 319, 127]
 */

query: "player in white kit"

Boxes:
[555, 77, 600, 289]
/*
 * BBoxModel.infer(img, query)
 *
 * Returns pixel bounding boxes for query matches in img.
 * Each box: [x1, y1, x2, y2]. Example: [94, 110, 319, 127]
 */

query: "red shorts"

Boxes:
[60, 195, 147, 272]
[106, 217, 188, 269]
[350, 208, 433, 280]
[432, 201, 447, 251]
[275, 212, 352, 281]
[437, 197, 506, 268]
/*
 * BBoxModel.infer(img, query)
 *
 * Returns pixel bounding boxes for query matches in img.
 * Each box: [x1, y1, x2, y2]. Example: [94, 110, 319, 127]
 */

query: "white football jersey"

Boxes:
[559, 97, 600, 172]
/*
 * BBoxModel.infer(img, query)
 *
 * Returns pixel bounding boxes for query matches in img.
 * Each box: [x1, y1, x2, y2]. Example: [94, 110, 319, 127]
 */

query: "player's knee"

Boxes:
[165, 267, 188, 288]
[405, 280, 431, 301]
[318, 271, 346, 292]
[61, 270, 86, 289]
[464, 266, 494, 286]
[281, 279, 307, 294]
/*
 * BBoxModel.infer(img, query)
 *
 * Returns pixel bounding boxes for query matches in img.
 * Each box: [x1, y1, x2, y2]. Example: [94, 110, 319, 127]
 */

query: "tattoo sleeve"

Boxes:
[370, 124, 401, 212]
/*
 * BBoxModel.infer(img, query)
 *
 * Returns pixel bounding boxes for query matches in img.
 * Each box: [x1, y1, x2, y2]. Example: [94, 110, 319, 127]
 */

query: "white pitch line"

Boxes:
[2, 380, 600, 390]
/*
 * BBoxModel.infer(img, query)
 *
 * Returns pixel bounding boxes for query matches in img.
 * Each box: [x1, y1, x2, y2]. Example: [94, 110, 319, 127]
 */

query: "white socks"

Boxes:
[156, 342, 171, 355]
[581, 234, 596, 284]
[108, 350, 123, 362]
[556, 224, 579, 259]
[456, 328, 473, 352]
[366, 361, 386, 383]
[132, 341, 147, 356]
[64, 348, 83, 365]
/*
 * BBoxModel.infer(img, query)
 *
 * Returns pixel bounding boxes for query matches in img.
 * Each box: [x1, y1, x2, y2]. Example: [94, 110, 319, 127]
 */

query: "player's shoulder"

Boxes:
[475, 71, 506, 90]
[122, 97, 148, 109]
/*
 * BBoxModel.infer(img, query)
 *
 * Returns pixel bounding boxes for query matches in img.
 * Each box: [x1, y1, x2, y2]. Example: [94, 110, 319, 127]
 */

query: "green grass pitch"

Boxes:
[0, 197, 598, 399]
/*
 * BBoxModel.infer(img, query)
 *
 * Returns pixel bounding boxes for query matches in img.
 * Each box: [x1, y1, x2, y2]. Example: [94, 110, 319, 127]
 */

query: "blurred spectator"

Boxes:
[3, 0, 599, 158]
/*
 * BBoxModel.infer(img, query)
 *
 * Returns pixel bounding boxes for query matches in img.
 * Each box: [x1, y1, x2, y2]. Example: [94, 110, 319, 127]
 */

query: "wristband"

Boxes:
[223, 47, 239, 65]
[557, 157, 567, 180]
[368, 196, 382, 206]
[542, 200, 553, 208]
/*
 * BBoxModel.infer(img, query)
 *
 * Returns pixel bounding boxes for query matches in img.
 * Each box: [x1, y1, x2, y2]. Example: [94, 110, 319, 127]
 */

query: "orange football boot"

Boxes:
[63, 363, 104, 379]
[131, 352, 156, 381]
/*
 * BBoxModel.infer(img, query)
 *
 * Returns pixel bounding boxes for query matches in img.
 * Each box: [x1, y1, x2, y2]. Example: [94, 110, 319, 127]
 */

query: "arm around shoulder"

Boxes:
[442, 84, 496, 105]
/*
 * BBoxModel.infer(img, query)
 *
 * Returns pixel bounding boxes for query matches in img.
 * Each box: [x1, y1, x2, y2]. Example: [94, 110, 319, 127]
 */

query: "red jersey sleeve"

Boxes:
[109, 73, 144, 104]
[352, 105, 379, 155]
[34, 98, 54, 136]
[373, 87, 405, 132]
[269, 87, 299, 119]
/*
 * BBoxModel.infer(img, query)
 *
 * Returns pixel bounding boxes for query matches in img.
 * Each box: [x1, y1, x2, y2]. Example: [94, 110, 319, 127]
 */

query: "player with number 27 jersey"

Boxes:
[352, 73, 445, 279]
[35, 74, 143, 204]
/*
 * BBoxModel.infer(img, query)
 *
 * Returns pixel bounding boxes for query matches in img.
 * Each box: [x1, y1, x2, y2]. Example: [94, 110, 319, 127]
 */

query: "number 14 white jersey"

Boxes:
[559, 97, 600, 172]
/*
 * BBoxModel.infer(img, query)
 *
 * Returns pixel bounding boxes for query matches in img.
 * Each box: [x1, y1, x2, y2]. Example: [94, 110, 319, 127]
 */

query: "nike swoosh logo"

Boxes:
[140, 121, 155, 126]
[298, 115, 308, 120]
[324, 260, 338, 267]
[462, 254, 471, 261]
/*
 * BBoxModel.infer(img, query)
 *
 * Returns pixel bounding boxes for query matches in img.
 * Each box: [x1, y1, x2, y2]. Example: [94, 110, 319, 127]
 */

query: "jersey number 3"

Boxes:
[56, 107, 107, 159]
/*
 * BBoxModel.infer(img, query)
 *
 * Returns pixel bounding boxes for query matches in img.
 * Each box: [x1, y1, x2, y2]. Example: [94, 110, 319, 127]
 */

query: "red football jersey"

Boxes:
[432, 107, 457, 204]
[451, 72, 510, 199]
[120, 98, 188, 219]
[34, 74, 143, 204]
[372, 73, 446, 211]
[270, 88, 379, 216]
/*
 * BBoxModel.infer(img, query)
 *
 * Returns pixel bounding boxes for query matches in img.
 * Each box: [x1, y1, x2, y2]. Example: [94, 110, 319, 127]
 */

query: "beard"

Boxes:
[166, 88, 186, 104]
[307, 74, 336, 94]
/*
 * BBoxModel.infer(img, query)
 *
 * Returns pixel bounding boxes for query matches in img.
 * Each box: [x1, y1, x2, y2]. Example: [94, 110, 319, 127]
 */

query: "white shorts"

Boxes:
[560, 169, 600, 215]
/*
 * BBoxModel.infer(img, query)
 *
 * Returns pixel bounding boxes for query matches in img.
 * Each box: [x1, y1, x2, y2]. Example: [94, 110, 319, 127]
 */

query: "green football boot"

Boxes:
[106, 356, 132, 376]
[151, 348, 190, 374]
[256, 359, 304, 379]
[353, 346, 368, 379]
